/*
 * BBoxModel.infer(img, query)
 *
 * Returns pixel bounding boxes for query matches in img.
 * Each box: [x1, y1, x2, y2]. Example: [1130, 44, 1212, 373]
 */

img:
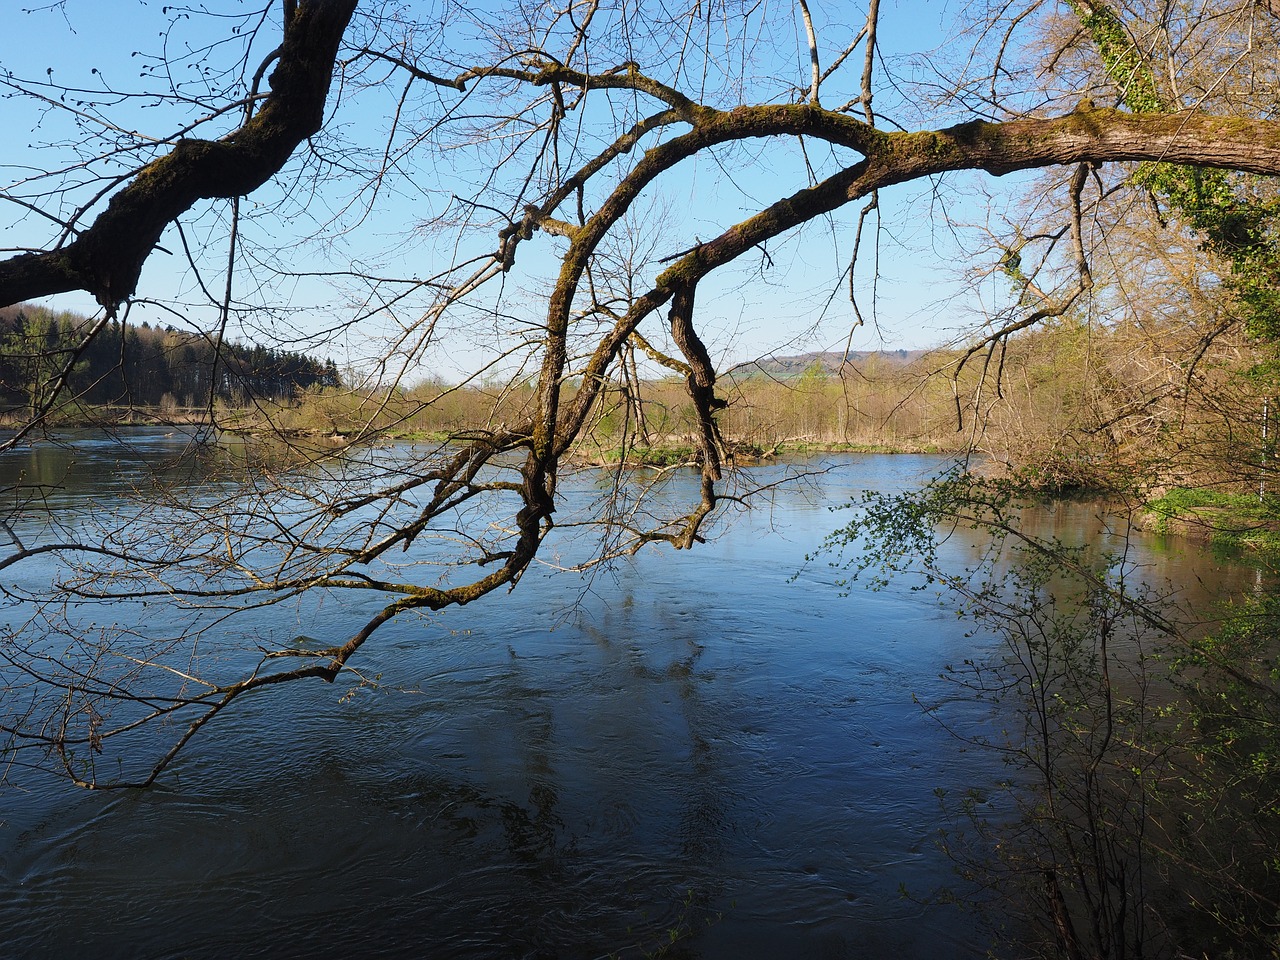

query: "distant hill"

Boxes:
[726, 349, 932, 380]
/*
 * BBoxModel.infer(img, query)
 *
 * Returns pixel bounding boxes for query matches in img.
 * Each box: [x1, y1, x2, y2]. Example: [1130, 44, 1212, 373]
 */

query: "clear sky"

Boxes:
[1, 1, 1014, 379]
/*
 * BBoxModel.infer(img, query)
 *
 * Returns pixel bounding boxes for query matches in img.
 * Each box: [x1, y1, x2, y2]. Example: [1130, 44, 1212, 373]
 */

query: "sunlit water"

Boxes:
[0, 431, 1258, 959]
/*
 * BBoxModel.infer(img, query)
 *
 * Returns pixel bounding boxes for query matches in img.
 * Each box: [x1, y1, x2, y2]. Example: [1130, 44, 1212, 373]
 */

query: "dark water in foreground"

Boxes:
[0, 432, 1257, 958]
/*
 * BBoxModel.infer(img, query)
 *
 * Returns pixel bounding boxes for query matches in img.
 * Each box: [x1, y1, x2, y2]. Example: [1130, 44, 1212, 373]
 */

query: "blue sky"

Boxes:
[1, 1, 1015, 378]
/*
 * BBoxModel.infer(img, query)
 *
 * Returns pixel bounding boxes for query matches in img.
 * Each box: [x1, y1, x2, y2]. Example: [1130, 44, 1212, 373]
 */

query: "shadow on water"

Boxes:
[0, 436, 1260, 958]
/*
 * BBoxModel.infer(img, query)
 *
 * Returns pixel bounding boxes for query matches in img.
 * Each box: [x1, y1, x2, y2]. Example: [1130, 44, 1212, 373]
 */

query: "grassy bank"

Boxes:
[1143, 487, 1280, 559]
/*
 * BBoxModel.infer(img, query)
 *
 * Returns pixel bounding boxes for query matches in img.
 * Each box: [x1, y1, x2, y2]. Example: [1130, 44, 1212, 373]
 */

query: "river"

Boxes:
[0, 430, 1257, 958]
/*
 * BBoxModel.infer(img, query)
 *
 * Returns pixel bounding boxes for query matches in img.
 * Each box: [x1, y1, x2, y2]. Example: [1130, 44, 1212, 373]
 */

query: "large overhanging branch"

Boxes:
[541, 104, 1280, 449]
[5, 12, 1280, 319]
[516, 101, 1280, 544]
[0, 0, 357, 312]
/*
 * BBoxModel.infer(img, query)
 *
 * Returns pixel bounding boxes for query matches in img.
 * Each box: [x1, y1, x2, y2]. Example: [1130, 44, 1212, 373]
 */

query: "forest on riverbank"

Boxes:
[0, 303, 340, 415]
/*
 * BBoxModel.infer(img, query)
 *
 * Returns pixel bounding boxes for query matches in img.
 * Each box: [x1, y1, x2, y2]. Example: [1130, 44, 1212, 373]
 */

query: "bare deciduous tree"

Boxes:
[2, 0, 1280, 787]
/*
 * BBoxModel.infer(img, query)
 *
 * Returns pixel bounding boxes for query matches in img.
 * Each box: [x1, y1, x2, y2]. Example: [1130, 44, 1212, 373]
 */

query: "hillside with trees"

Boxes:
[0, 304, 340, 416]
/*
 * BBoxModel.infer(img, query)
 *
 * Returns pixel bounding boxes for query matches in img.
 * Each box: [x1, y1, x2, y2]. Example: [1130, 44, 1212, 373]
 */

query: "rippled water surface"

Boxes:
[0, 432, 1257, 958]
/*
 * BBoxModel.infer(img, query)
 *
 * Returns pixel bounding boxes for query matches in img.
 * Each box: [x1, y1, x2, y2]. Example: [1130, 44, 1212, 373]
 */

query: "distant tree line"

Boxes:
[0, 304, 340, 411]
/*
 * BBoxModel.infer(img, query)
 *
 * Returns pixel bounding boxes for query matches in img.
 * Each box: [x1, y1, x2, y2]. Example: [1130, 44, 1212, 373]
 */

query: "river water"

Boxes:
[0, 430, 1257, 959]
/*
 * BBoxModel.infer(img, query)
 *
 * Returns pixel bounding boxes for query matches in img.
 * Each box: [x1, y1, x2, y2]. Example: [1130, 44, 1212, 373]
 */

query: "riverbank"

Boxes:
[11, 410, 1280, 562]
[0, 404, 213, 428]
[1138, 486, 1280, 560]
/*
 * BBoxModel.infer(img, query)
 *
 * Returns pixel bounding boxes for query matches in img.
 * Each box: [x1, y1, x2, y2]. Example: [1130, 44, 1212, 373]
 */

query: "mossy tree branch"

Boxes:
[0, 0, 357, 312]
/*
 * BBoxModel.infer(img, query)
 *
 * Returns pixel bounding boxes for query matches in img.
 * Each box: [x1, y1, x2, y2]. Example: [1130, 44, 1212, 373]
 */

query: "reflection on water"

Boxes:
[0, 433, 1259, 958]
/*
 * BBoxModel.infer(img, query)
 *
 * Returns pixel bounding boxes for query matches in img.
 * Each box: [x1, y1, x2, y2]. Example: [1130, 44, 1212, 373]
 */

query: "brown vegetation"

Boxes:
[239, 317, 1272, 503]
